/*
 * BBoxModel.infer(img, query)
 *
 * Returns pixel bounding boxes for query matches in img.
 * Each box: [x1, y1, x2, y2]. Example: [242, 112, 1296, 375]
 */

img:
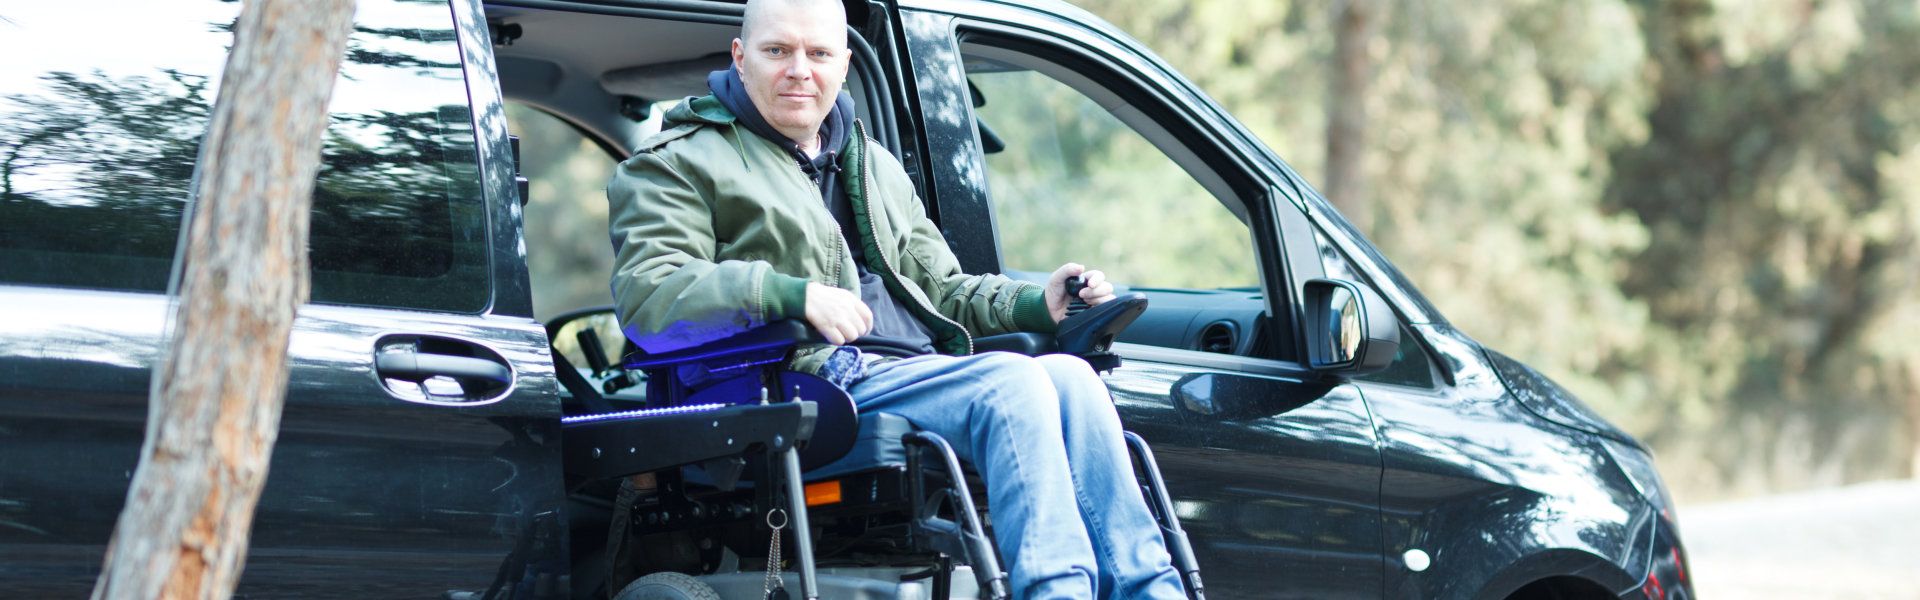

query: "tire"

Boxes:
[613, 572, 722, 600]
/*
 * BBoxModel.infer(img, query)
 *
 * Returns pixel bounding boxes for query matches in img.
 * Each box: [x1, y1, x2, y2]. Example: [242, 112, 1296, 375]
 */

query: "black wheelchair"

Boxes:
[549, 289, 1204, 600]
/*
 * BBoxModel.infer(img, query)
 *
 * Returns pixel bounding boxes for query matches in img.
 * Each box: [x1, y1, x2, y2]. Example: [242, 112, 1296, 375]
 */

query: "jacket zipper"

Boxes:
[847, 125, 973, 355]
[795, 172, 849, 289]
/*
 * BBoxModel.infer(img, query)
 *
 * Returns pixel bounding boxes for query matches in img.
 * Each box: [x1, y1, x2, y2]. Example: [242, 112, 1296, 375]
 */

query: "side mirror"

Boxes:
[1302, 279, 1399, 377]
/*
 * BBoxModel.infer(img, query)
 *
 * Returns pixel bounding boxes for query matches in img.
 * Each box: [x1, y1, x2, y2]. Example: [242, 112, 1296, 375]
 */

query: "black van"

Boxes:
[0, 0, 1690, 598]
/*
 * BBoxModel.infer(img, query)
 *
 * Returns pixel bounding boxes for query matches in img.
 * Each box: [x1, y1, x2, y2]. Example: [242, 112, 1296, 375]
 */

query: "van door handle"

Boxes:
[373, 335, 515, 404]
[376, 347, 512, 384]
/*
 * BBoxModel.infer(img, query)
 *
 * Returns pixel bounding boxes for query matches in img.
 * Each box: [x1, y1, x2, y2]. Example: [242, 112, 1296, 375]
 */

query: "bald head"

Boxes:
[730, 0, 853, 151]
[741, 0, 847, 46]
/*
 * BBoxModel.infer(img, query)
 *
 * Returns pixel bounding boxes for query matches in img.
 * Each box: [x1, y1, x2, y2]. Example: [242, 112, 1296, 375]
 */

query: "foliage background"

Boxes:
[1061, 0, 1920, 503]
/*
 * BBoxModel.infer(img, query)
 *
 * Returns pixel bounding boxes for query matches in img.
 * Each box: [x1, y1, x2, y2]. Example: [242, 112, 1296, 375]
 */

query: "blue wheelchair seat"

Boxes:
[803, 411, 915, 481]
[674, 409, 913, 488]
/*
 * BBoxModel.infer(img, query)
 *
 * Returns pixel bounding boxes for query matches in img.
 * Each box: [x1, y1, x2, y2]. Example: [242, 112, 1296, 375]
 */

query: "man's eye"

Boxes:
[767, 47, 785, 56]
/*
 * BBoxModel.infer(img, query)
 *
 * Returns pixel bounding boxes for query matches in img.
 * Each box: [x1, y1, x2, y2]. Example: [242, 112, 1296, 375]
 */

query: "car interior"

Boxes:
[489, 6, 894, 156]
[491, 1, 1288, 362]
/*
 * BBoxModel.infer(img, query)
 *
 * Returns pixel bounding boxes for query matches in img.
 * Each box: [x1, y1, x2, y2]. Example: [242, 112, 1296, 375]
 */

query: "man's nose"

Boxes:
[783, 54, 808, 80]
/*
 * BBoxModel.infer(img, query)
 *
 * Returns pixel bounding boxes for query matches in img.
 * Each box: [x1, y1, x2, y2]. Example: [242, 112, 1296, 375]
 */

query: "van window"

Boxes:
[964, 58, 1258, 292]
[0, 0, 488, 313]
[956, 44, 1277, 357]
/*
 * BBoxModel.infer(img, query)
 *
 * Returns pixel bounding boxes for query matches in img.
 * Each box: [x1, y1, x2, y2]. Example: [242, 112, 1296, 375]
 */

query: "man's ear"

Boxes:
[731, 38, 745, 67]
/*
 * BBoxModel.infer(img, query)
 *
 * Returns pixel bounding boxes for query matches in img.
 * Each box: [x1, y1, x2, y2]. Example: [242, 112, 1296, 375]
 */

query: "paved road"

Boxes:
[1678, 478, 1920, 599]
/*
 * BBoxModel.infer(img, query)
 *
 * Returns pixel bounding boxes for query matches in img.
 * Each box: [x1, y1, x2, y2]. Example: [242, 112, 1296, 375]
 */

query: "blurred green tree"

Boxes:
[1070, 0, 1920, 500]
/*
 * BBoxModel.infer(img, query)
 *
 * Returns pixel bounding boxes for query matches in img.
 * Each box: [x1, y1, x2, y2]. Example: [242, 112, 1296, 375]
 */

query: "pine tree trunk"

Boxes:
[1326, 0, 1379, 232]
[89, 1, 355, 598]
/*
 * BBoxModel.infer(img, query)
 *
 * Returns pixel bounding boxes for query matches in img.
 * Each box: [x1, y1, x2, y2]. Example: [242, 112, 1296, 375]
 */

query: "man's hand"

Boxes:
[804, 282, 873, 345]
[1046, 263, 1116, 323]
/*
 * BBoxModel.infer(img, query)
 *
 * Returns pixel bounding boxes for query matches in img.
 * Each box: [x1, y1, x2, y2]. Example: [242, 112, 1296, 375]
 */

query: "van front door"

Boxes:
[898, 7, 1388, 596]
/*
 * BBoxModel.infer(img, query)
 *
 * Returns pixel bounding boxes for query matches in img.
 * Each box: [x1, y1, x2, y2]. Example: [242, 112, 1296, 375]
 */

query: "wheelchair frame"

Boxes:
[551, 311, 1204, 600]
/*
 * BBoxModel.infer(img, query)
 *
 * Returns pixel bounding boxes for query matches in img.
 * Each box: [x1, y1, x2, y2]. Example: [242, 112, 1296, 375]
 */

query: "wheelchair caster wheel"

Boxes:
[615, 572, 721, 600]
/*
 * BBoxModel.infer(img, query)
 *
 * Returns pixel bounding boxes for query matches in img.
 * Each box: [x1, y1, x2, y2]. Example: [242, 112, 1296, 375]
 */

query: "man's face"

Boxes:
[731, 0, 850, 146]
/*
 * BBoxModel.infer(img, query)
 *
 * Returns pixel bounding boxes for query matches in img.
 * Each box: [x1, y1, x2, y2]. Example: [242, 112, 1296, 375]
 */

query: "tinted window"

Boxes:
[0, 0, 487, 312]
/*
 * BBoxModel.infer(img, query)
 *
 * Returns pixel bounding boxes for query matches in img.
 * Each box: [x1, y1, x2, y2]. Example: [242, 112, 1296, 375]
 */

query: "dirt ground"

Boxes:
[1677, 478, 1920, 599]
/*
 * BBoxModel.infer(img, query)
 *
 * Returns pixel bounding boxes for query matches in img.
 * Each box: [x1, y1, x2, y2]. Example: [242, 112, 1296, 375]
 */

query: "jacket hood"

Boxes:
[661, 93, 736, 128]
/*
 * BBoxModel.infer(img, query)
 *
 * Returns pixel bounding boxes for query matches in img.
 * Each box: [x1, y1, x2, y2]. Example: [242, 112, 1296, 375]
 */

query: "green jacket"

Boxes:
[608, 95, 1056, 375]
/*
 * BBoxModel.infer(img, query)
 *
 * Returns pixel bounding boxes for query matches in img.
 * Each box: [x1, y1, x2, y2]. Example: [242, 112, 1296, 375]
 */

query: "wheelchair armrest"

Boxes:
[561, 400, 816, 479]
[973, 332, 1057, 355]
[1055, 292, 1148, 356]
[973, 294, 1147, 374]
[623, 319, 824, 370]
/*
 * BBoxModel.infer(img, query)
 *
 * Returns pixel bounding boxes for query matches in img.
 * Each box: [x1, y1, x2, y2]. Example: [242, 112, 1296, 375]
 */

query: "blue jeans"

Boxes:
[849, 352, 1185, 600]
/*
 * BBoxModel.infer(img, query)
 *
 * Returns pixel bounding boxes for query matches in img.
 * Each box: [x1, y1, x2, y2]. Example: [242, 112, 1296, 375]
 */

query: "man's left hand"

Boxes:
[1046, 262, 1115, 323]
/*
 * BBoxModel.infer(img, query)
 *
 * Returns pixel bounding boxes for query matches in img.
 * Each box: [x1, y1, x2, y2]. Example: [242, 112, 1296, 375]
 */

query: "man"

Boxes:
[607, 0, 1185, 597]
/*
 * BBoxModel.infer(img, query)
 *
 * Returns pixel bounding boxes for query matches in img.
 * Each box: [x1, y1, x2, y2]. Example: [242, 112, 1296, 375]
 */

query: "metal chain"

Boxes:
[762, 508, 787, 600]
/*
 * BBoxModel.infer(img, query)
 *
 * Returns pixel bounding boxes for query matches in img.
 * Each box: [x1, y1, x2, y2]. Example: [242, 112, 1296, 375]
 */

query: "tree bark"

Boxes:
[1326, 0, 1379, 232]
[90, 1, 355, 598]
[1908, 357, 1920, 480]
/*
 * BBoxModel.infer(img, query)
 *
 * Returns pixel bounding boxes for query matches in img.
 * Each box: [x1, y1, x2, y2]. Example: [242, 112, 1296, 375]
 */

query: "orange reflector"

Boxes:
[804, 480, 842, 506]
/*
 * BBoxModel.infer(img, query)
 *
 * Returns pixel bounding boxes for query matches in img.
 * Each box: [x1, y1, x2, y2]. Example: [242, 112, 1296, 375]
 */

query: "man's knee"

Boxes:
[1034, 354, 1123, 425]
[970, 351, 1052, 382]
[1035, 353, 1101, 387]
[965, 352, 1059, 413]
